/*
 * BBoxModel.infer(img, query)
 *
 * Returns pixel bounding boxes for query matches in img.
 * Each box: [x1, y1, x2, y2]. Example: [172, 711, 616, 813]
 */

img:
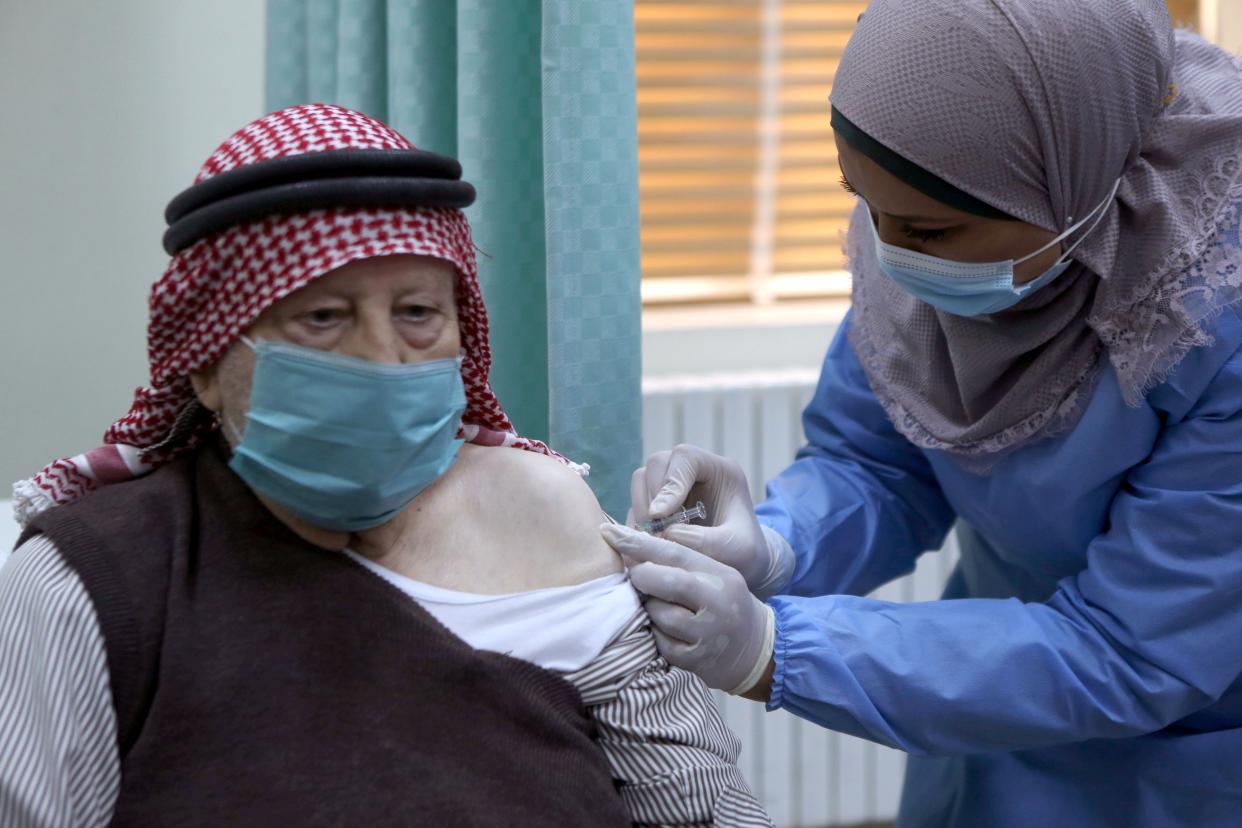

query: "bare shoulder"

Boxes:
[449, 444, 623, 589]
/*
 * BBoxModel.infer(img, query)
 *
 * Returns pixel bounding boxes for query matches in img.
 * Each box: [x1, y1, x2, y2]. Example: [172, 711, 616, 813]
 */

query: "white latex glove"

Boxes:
[631, 444, 795, 599]
[600, 523, 775, 696]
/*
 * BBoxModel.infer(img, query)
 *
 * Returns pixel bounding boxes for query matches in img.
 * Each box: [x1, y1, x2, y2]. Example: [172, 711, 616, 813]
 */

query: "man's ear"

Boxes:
[189, 363, 222, 412]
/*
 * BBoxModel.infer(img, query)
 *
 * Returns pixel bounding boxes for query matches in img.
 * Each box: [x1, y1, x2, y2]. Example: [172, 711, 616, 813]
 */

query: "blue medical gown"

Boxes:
[756, 305, 1242, 827]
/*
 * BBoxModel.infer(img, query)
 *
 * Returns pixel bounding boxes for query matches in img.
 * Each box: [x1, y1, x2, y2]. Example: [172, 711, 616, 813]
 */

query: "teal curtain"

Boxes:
[265, 0, 643, 518]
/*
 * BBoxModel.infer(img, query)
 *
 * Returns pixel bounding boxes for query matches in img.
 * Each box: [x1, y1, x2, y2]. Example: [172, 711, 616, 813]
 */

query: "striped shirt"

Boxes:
[0, 535, 772, 827]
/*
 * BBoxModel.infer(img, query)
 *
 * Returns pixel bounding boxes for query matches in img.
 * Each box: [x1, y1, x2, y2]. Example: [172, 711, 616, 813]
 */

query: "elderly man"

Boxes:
[0, 105, 772, 827]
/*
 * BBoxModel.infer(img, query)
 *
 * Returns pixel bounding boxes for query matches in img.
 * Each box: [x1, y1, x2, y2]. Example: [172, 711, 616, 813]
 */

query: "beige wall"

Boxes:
[0, 1, 264, 488]
[1210, 0, 1242, 50]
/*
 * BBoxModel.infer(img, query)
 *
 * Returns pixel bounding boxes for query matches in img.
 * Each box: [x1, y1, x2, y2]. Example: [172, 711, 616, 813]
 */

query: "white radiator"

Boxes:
[642, 371, 959, 828]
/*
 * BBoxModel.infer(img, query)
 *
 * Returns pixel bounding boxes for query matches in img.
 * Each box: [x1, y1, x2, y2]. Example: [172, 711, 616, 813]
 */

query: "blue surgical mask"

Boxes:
[871, 179, 1121, 317]
[226, 337, 466, 533]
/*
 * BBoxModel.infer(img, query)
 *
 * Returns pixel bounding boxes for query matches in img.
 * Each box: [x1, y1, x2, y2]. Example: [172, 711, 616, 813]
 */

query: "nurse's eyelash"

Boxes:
[838, 173, 948, 242]
[903, 227, 948, 242]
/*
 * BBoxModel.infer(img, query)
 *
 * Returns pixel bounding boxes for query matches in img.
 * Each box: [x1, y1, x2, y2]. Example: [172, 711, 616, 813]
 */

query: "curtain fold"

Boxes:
[265, 0, 642, 518]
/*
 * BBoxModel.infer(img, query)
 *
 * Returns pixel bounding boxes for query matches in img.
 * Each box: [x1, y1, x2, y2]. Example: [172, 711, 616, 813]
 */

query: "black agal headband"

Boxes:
[162, 148, 477, 255]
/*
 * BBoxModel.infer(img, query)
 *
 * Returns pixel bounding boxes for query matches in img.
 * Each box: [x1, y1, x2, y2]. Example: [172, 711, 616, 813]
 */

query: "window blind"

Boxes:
[1167, 0, 1199, 25]
[636, 0, 865, 306]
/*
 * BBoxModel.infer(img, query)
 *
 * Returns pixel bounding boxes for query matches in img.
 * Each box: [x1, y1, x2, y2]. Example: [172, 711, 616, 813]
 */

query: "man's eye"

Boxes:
[302, 308, 346, 326]
[903, 227, 949, 242]
[398, 305, 435, 321]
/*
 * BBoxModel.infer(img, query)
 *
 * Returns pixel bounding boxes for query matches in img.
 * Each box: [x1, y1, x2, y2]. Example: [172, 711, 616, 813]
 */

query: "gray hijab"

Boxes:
[833, 0, 1242, 465]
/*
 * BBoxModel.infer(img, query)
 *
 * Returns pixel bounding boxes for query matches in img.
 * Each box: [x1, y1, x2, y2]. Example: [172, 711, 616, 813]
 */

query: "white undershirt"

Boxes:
[341, 549, 642, 673]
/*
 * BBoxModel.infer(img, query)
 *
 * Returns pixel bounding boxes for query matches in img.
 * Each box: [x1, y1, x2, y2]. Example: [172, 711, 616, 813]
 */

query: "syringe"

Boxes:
[638, 500, 707, 535]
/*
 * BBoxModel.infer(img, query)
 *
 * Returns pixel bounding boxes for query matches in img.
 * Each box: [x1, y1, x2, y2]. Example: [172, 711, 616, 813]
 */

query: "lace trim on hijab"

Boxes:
[846, 273, 1105, 473]
[848, 331, 1103, 473]
[1095, 151, 1242, 403]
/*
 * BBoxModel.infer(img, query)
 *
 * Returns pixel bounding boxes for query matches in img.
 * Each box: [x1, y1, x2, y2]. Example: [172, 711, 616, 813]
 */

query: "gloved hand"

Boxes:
[600, 523, 775, 698]
[631, 444, 795, 599]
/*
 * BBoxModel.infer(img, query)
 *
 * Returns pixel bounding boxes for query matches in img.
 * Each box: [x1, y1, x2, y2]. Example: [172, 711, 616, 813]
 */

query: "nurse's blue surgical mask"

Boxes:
[871, 179, 1121, 317]
[225, 336, 466, 532]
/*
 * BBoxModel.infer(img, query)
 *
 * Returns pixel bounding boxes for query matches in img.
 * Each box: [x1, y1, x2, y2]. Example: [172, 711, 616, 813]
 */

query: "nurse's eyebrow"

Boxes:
[840, 172, 954, 223]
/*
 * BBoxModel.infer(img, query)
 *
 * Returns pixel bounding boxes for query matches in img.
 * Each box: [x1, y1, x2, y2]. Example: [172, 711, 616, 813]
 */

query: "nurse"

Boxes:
[602, 0, 1242, 825]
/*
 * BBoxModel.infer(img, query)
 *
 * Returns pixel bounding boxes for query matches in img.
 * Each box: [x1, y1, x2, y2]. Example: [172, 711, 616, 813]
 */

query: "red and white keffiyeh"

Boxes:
[13, 104, 580, 527]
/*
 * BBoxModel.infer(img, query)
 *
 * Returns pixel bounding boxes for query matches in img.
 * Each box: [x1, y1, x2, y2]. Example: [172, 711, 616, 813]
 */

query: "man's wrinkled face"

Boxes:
[190, 254, 460, 441]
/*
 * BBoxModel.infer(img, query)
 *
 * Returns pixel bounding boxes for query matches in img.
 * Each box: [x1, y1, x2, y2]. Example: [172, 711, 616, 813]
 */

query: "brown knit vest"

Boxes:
[24, 442, 631, 827]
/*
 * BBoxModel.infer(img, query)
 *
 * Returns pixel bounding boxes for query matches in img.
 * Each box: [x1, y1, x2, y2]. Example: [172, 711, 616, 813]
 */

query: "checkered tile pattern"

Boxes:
[539, 0, 644, 519]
